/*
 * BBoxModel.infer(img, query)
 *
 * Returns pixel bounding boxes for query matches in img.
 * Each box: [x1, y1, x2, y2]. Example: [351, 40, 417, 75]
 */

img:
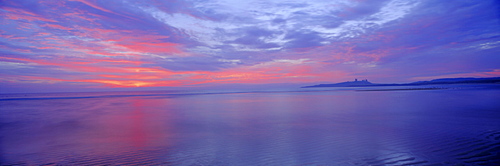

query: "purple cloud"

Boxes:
[0, 0, 499, 92]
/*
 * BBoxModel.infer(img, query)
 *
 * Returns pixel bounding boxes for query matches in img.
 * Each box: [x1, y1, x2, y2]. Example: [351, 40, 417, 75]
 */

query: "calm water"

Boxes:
[1, 85, 500, 165]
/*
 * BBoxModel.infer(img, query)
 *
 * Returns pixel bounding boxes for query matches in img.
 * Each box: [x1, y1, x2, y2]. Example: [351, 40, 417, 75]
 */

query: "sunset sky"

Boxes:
[1, 0, 499, 93]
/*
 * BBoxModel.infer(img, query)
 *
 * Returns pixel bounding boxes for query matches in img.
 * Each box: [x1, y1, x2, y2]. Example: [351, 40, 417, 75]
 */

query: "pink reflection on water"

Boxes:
[130, 99, 147, 148]
[73, 96, 176, 156]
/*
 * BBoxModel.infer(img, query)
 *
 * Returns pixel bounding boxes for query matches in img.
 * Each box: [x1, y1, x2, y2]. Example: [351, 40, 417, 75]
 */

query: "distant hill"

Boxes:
[407, 77, 500, 85]
[302, 77, 500, 88]
[302, 79, 378, 88]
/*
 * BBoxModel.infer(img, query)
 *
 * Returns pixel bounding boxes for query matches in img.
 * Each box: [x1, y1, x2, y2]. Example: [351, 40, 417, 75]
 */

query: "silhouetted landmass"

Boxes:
[302, 77, 500, 88]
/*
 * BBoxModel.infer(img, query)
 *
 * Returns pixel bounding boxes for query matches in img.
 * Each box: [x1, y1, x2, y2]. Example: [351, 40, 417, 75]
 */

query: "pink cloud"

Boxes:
[68, 0, 116, 14]
[2, 7, 57, 22]
[116, 42, 183, 54]
[79, 79, 182, 87]
[1, 55, 351, 88]
[41, 24, 73, 30]
[68, 0, 138, 21]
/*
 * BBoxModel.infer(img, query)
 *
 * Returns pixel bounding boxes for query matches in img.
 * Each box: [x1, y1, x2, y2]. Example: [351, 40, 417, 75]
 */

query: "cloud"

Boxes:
[139, 0, 421, 54]
[309, 0, 420, 39]
[69, 0, 116, 14]
[142, 7, 238, 46]
[218, 59, 241, 64]
[1, 6, 58, 22]
[1, 0, 499, 91]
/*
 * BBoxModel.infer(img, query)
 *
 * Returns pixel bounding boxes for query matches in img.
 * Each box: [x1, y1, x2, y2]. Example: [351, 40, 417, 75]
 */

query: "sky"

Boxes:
[1, 0, 499, 93]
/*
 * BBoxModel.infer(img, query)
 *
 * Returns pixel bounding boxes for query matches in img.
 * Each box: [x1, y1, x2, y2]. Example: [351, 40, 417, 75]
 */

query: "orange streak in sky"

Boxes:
[99, 74, 163, 80]
[2, 56, 348, 87]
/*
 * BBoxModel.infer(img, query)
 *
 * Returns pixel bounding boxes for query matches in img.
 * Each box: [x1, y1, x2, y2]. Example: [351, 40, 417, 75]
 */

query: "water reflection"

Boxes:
[1, 87, 500, 165]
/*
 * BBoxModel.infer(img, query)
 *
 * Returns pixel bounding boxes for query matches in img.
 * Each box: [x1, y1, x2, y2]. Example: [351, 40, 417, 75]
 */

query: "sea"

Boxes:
[1, 84, 500, 165]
